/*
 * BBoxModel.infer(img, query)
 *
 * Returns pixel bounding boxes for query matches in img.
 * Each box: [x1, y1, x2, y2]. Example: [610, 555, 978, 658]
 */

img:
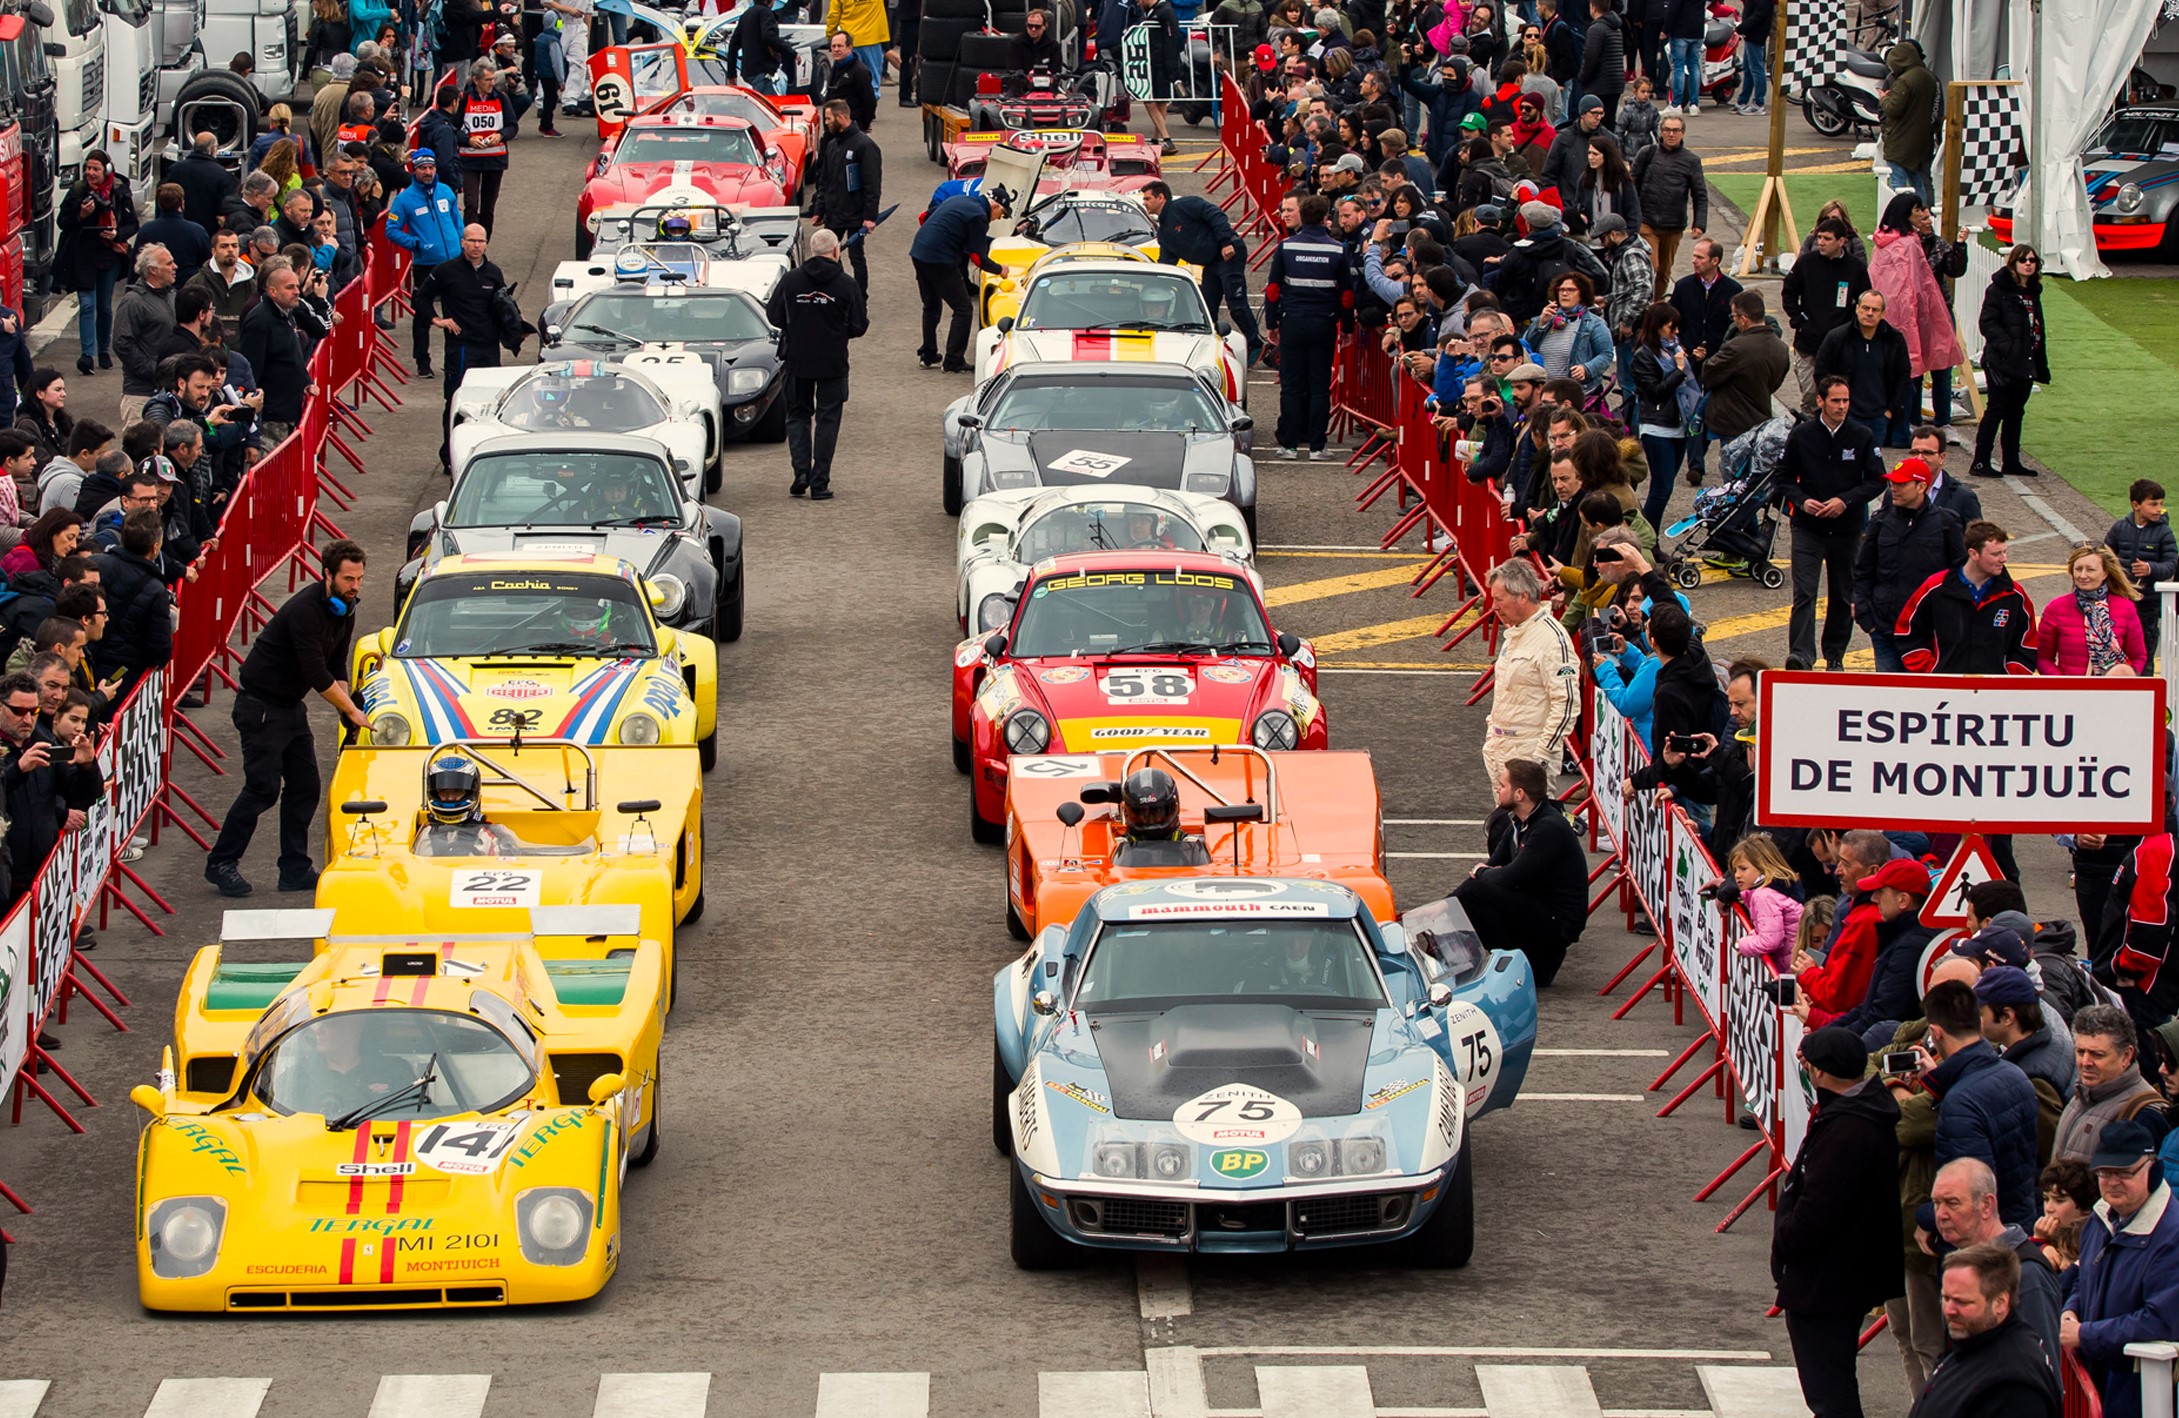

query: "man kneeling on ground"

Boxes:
[1452, 758, 1589, 986]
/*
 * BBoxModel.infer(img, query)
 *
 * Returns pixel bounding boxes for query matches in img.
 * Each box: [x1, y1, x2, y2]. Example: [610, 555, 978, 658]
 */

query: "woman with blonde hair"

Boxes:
[2039, 543, 2147, 676]
[249, 102, 313, 173]
[257, 137, 303, 199]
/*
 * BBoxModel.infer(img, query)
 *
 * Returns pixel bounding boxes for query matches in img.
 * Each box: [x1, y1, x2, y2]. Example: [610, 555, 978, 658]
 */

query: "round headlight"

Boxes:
[1093, 1143, 1138, 1178]
[527, 1193, 585, 1251]
[650, 573, 688, 617]
[976, 593, 1013, 632]
[1252, 709, 1299, 751]
[2116, 181, 2145, 214]
[728, 366, 768, 395]
[1290, 1140, 1330, 1177]
[1342, 1136, 1386, 1175]
[1004, 709, 1051, 755]
[1150, 1144, 1190, 1179]
[586, 210, 603, 231]
[369, 711, 412, 746]
[160, 1205, 219, 1262]
[619, 711, 663, 745]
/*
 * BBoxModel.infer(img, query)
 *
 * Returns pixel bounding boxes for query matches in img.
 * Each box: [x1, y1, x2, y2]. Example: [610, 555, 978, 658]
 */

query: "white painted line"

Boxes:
[1147, 1347, 1210, 1418]
[815, 1374, 930, 1418]
[1319, 668, 1482, 677]
[369, 1375, 492, 1418]
[1256, 1366, 1375, 1418]
[1522, 1092, 1647, 1101]
[1385, 817, 1488, 826]
[2010, 530, 2060, 546]
[146, 1380, 271, 1418]
[1534, 1047, 1673, 1057]
[25, 295, 76, 358]
[2019, 491, 2087, 545]
[1137, 1254, 1193, 1319]
[1387, 851, 1486, 859]
[1196, 1347, 1775, 1361]
[1211, 1410, 1710, 1418]
[595, 1373, 710, 1417]
[1042, 1372, 1153, 1418]
[1476, 1364, 1605, 1418]
[1697, 1366, 1812, 1418]
[0, 1382, 50, 1418]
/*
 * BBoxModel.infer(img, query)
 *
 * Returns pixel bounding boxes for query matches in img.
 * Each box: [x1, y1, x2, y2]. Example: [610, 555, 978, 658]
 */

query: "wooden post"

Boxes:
[1734, 0, 1800, 277]
[1940, 79, 1984, 421]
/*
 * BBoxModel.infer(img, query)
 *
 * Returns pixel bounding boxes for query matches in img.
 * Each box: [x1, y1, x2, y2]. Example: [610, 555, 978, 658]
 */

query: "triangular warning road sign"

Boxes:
[1921, 836, 2007, 928]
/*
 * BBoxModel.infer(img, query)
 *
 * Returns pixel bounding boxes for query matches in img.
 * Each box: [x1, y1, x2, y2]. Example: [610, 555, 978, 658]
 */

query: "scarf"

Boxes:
[2077, 584, 2122, 674]
[1539, 301, 1582, 331]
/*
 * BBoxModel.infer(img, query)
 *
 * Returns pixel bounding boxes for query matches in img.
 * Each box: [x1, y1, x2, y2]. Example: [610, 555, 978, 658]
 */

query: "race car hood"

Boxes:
[1090, 1004, 1373, 1120]
[436, 526, 686, 580]
[980, 430, 1235, 491]
[1002, 328, 1221, 372]
[1013, 656, 1279, 750]
[589, 168, 779, 207]
[363, 656, 692, 745]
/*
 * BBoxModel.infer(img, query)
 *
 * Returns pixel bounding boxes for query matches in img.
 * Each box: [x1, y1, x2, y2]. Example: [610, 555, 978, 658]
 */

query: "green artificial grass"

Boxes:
[1710, 172, 1882, 249]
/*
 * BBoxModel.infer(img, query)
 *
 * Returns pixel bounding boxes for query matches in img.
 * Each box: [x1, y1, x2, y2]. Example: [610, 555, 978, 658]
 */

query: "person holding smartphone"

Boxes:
[0, 670, 100, 910]
[55, 153, 141, 379]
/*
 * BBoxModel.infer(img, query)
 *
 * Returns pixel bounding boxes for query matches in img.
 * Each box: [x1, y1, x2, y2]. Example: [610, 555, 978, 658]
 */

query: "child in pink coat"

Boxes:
[1726, 834, 1804, 975]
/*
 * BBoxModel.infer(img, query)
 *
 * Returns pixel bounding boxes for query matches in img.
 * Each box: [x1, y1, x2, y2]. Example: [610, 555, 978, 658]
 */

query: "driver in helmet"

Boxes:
[412, 755, 520, 857]
[1126, 508, 1175, 550]
[1244, 927, 1342, 992]
[657, 211, 697, 242]
[269, 1012, 424, 1117]
[565, 597, 632, 650]
[1111, 767, 1211, 867]
[1171, 586, 1234, 644]
[611, 248, 657, 284]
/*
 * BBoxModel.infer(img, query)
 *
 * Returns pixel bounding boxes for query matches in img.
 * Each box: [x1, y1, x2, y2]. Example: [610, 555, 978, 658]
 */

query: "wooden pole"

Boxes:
[1734, 0, 1800, 276]
[1940, 79, 1983, 421]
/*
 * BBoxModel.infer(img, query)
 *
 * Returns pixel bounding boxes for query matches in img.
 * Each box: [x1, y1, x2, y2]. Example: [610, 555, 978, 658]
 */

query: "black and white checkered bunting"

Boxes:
[1782, 0, 1846, 99]
[1945, 83, 2025, 208]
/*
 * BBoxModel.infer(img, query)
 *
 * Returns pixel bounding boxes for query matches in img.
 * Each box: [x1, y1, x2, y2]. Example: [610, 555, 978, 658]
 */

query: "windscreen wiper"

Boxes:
[597, 514, 681, 527]
[1109, 640, 1218, 656]
[326, 1053, 439, 1132]
[570, 322, 640, 348]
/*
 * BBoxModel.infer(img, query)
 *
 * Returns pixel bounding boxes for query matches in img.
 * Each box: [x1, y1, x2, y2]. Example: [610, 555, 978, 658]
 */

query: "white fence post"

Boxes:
[2127, 1341, 2179, 1418]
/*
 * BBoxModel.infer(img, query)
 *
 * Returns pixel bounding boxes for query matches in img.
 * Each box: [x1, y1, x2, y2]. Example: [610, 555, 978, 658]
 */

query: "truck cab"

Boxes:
[199, 0, 296, 104]
[0, 1, 61, 311]
[97, 0, 159, 193]
[148, 0, 202, 115]
[40, 0, 102, 189]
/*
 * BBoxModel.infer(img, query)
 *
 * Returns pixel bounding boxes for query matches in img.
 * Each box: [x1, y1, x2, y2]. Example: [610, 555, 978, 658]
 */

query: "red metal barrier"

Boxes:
[2064, 1352, 2105, 1418]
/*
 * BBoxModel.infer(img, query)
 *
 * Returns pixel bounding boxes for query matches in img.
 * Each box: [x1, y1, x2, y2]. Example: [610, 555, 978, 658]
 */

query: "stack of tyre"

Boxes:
[914, 0, 987, 121]
[914, 0, 1081, 118]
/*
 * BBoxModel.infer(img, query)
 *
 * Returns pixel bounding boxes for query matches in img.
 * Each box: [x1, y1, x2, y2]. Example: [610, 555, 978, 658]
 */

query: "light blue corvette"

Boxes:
[991, 879, 1538, 1269]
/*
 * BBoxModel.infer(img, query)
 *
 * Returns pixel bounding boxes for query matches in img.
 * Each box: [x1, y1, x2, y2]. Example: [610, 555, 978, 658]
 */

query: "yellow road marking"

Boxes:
[1323, 660, 1490, 670]
[1703, 146, 1847, 163]
[1314, 610, 1477, 653]
[1264, 562, 1432, 607]
[1260, 549, 1423, 559]
[1784, 159, 1882, 175]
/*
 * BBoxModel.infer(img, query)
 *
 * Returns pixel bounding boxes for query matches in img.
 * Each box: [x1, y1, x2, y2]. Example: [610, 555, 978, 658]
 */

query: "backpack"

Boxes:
[1558, 236, 1610, 295]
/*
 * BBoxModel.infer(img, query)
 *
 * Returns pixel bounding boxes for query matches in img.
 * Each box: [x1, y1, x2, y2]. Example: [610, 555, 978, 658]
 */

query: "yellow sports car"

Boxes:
[129, 904, 663, 1312]
[317, 739, 705, 1008]
[354, 553, 720, 772]
[972, 252, 1249, 405]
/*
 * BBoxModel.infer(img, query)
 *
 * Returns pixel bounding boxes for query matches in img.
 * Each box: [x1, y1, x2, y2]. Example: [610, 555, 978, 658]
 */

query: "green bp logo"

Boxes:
[1210, 1148, 1269, 1179]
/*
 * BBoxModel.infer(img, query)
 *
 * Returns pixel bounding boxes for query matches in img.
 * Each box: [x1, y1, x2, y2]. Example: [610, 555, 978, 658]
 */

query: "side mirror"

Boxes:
[956, 412, 982, 430]
[1427, 982, 1454, 1010]
[340, 800, 389, 815]
[617, 798, 663, 813]
[982, 631, 1007, 659]
[995, 316, 1015, 334]
[543, 323, 560, 340]
[1276, 631, 1301, 657]
[129, 1084, 167, 1118]
[1030, 989, 1058, 1016]
[1056, 802, 1085, 827]
[432, 499, 448, 525]
[1377, 922, 1408, 956]
[1216, 318, 1233, 337]
[1229, 414, 1254, 433]
[587, 1072, 627, 1104]
[28, 0, 55, 25]
[1078, 782, 1119, 804]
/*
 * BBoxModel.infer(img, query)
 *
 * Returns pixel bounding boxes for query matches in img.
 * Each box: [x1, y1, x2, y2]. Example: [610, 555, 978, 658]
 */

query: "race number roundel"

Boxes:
[1172, 1083, 1302, 1145]
[1443, 1000, 1504, 1110]
[592, 71, 634, 122]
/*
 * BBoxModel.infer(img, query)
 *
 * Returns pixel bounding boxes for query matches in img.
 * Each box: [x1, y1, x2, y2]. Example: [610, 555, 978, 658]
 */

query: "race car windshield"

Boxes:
[1033, 203, 1156, 246]
[1016, 272, 1213, 333]
[397, 573, 658, 658]
[2091, 114, 2179, 159]
[614, 125, 764, 168]
[563, 292, 772, 344]
[1019, 502, 1207, 559]
[252, 1009, 536, 1121]
[1076, 920, 1386, 1012]
[989, 377, 1227, 433]
[447, 450, 682, 528]
[668, 91, 779, 127]
[498, 375, 670, 433]
[1009, 568, 1270, 657]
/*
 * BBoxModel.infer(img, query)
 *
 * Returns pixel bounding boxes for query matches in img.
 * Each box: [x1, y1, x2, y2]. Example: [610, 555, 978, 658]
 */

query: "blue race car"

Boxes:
[992, 879, 1537, 1269]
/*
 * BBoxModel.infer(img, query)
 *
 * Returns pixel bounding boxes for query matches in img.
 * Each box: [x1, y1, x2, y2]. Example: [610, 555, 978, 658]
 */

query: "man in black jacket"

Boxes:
[0, 669, 99, 908]
[1854, 457, 1964, 672]
[1632, 114, 1706, 299]
[1897, 520, 2038, 674]
[1781, 218, 1872, 412]
[1815, 288, 1913, 447]
[810, 100, 882, 293]
[821, 33, 877, 129]
[1577, 0, 1625, 122]
[725, 0, 794, 92]
[1535, 96, 1607, 206]
[764, 230, 869, 500]
[416, 225, 514, 469]
[1908, 1246, 2062, 1418]
[1667, 238, 1742, 476]
[88, 509, 173, 703]
[204, 540, 370, 897]
[1773, 1026, 1903, 1418]
[1008, 8, 1066, 71]
[168, 132, 239, 237]
[1646, 602, 1721, 756]
[1453, 758, 1587, 986]
[237, 262, 312, 446]
[1141, 181, 1262, 366]
[1779, 376, 1885, 670]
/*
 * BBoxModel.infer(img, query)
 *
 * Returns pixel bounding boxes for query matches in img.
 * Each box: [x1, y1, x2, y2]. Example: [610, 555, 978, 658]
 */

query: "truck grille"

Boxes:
[85, 53, 105, 113]
[139, 69, 156, 113]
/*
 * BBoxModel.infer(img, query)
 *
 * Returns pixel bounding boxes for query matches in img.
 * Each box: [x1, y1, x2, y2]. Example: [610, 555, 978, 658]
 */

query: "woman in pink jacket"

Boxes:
[1869, 192, 1964, 444]
[1723, 833, 1804, 975]
[2039, 542, 2148, 676]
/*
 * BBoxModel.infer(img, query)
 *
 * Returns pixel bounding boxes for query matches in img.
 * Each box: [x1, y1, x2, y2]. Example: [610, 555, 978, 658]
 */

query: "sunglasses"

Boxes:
[0, 701, 36, 716]
[1488, 351, 1517, 361]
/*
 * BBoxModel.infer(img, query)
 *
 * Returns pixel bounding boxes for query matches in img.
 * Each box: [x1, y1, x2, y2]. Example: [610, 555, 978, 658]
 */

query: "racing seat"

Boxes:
[1113, 834, 1213, 868]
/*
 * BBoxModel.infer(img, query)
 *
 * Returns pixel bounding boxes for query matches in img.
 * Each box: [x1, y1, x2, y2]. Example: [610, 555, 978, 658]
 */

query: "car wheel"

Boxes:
[631, 1071, 661, 1168]
[683, 871, 706, 926]
[698, 729, 718, 772]
[575, 218, 594, 260]
[953, 733, 972, 774]
[1242, 502, 1259, 546]
[1006, 875, 1031, 940]
[1409, 1137, 1474, 1268]
[943, 453, 965, 515]
[704, 452, 723, 496]
[1010, 1161, 1080, 1270]
[992, 1039, 1014, 1157]
[752, 390, 788, 443]
[715, 561, 745, 645]
[970, 780, 1005, 844]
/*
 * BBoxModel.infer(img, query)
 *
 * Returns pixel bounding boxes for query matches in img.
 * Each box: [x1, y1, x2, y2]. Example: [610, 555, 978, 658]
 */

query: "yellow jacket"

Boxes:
[825, 0, 890, 47]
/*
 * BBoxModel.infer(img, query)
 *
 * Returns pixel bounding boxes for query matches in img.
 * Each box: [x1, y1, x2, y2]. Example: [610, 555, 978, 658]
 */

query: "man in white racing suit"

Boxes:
[1481, 557, 1579, 792]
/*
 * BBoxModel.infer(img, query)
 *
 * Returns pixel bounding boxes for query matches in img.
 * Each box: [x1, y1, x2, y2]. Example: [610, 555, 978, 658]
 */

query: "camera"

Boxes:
[1879, 1049, 1922, 1078]
[1761, 977, 1798, 1007]
[1387, 219, 1410, 236]
[1698, 879, 1742, 906]
[1592, 545, 1624, 564]
[1664, 732, 1701, 753]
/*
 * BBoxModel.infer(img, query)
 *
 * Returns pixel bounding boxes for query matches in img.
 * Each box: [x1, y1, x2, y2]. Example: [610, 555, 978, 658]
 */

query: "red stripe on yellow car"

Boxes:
[338, 1238, 358, 1285]
[345, 1129, 371, 1215]
[385, 1120, 413, 1215]
[1054, 717, 1242, 751]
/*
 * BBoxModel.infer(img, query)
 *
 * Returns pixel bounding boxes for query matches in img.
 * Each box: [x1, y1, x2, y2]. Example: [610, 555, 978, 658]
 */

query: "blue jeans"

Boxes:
[1868, 628, 1906, 672]
[1737, 40, 1767, 106]
[1847, 413, 1888, 446]
[855, 43, 885, 100]
[745, 70, 780, 94]
[76, 265, 118, 357]
[605, 9, 628, 44]
[1888, 162, 1933, 206]
[1640, 433, 1683, 531]
[1669, 37, 1701, 107]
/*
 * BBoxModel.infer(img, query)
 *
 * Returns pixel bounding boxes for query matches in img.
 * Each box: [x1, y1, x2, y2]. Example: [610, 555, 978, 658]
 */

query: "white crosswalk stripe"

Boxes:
[0, 1363, 1814, 1417]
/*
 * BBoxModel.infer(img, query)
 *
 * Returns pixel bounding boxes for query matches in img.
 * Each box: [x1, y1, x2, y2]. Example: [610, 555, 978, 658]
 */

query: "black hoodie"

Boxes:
[1469, 797, 1588, 938]
[1772, 1075, 1902, 1313]
[765, 255, 870, 381]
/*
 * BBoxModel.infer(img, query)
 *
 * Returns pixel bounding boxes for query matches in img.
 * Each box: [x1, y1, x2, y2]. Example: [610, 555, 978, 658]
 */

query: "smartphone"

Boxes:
[1664, 732, 1699, 752]
[1592, 546, 1624, 564]
[1880, 1049, 1921, 1077]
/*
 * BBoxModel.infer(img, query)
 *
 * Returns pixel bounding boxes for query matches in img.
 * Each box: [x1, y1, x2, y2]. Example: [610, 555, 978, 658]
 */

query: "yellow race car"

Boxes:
[355, 552, 720, 772]
[317, 739, 705, 1009]
[129, 904, 663, 1312]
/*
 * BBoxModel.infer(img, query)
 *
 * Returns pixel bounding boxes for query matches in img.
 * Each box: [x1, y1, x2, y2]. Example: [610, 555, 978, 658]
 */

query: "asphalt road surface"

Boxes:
[0, 96, 2087, 1418]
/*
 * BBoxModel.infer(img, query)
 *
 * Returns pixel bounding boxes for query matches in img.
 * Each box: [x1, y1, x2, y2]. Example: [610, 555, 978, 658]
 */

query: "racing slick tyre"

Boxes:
[699, 728, 719, 772]
[1409, 1137, 1475, 1268]
[1006, 883, 1031, 940]
[1757, 562, 1786, 591]
[752, 389, 789, 442]
[954, 733, 972, 774]
[1802, 93, 1850, 138]
[1010, 1162, 1081, 1269]
[576, 216, 595, 261]
[631, 1073, 661, 1167]
[921, 0, 990, 20]
[993, 1040, 1014, 1156]
[716, 562, 745, 644]
[943, 452, 965, 515]
[1242, 502, 1258, 546]
[970, 782, 1006, 844]
[705, 450, 724, 495]
[173, 70, 262, 161]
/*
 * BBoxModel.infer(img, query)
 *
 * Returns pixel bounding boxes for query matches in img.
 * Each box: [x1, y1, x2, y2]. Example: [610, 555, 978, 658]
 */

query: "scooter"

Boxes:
[1802, 31, 1895, 137]
[1700, 1, 1743, 103]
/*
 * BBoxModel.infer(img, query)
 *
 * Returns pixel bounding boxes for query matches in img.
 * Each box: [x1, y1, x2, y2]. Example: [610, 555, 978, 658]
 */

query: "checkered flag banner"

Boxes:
[1783, 0, 1846, 98]
[1944, 83, 2025, 208]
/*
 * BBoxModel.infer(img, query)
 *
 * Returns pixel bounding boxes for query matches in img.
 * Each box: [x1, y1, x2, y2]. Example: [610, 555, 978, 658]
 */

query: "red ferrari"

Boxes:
[576, 113, 794, 257]
[950, 551, 1325, 842]
[640, 86, 818, 197]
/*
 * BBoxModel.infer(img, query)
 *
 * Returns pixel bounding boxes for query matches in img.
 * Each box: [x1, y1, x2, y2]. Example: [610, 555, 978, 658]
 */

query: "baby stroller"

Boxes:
[1661, 415, 1791, 590]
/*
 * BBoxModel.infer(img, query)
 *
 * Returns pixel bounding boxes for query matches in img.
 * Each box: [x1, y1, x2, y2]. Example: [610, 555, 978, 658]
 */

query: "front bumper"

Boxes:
[139, 1221, 619, 1311]
[1988, 212, 2169, 252]
[1016, 1163, 1452, 1255]
[720, 378, 783, 440]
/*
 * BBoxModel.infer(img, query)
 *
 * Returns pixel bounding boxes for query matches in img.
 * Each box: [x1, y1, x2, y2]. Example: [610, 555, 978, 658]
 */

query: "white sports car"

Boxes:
[449, 359, 721, 499]
[956, 486, 1253, 633]
[972, 256, 1248, 405]
[550, 202, 804, 308]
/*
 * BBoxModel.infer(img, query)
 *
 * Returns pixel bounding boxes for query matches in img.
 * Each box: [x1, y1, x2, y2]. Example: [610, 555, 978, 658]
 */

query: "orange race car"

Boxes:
[998, 744, 1389, 940]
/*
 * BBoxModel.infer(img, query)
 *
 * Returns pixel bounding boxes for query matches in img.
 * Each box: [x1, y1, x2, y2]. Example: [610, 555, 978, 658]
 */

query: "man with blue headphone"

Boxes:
[204, 539, 371, 899]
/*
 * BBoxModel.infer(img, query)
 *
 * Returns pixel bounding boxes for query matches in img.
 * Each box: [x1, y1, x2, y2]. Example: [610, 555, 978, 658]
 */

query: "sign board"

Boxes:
[1725, 920, 1781, 1132]
[1757, 673, 2167, 833]
[1622, 774, 1675, 933]
[1590, 696, 1627, 855]
[1920, 834, 2006, 928]
[0, 899, 30, 1100]
[1780, 1010, 1813, 1162]
[1668, 811, 1723, 1028]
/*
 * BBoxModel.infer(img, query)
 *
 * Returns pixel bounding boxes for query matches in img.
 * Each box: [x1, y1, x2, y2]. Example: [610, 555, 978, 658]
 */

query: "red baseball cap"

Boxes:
[1254, 42, 1277, 70]
[1885, 456, 1934, 485]
[1858, 858, 1933, 897]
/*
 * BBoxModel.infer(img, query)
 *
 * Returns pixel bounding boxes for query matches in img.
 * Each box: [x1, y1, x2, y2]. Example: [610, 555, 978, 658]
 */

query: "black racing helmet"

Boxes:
[426, 755, 482, 826]
[1121, 768, 1180, 838]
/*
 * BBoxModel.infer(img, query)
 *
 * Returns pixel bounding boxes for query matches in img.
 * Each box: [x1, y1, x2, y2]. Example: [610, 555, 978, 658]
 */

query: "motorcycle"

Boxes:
[1700, 1, 1743, 103]
[1802, 23, 1900, 137]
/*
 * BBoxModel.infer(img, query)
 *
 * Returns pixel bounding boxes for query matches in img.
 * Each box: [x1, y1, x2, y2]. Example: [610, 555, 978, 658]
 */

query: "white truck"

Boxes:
[42, 0, 103, 190]
[96, 0, 161, 193]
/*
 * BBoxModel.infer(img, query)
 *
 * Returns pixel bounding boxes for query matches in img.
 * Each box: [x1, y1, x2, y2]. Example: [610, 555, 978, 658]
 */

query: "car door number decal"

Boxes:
[1012, 755, 1102, 778]
[414, 1120, 525, 1175]
[1445, 1001, 1504, 1108]
[450, 869, 541, 909]
[1102, 669, 1191, 704]
[1048, 449, 1131, 478]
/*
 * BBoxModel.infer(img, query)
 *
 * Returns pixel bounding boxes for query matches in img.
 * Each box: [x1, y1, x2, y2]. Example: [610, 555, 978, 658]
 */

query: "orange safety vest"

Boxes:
[459, 92, 507, 160]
